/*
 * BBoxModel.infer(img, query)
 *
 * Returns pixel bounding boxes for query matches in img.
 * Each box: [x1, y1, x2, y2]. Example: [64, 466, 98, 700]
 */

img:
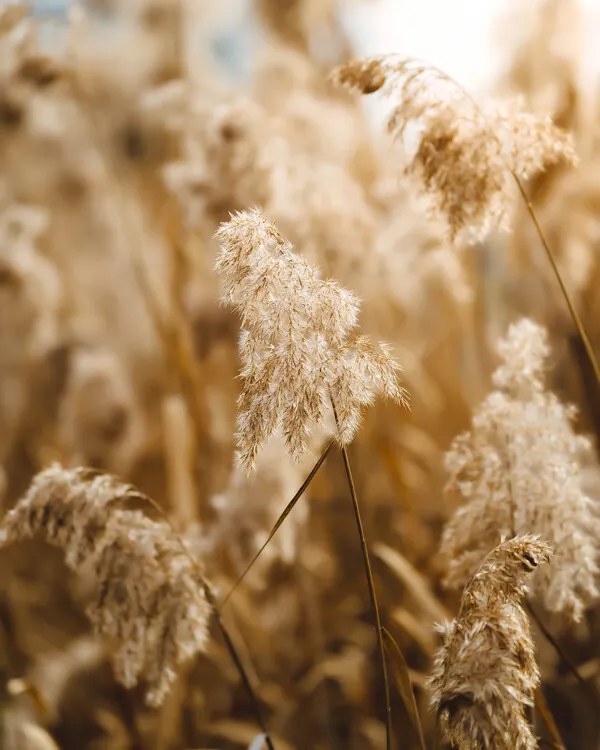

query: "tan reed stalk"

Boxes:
[534, 686, 566, 750]
[126, 485, 278, 750]
[220, 439, 334, 607]
[382, 627, 426, 750]
[162, 394, 198, 529]
[339, 441, 393, 750]
[131, 250, 213, 498]
[511, 173, 600, 383]
[208, 594, 277, 750]
[332, 399, 393, 750]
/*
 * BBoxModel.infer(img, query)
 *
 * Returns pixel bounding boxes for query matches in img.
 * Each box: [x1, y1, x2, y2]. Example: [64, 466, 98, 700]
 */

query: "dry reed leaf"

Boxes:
[390, 607, 437, 657]
[162, 393, 198, 528]
[383, 628, 426, 750]
[373, 542, 449, 623]
[298, 645, 368, 703]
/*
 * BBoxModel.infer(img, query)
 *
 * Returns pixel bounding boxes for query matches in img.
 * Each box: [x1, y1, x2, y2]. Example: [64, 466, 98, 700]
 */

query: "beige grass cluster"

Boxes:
[0, 1, 599, 748]
[441, 318, 599, 621]
[0, 465, 212, 706]
[330, 56, 578, 240]
[429, 535, 553, 750]
[215, 208, 407, 468]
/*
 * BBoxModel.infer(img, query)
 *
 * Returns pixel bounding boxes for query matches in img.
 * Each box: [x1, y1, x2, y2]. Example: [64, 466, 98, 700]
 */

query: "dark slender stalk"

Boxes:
[220, 440, 334, 608]
[330, 399, 392, 749]
[213, 612, 276, 750]
[339, 443, 393, 749]
[130, 489, 276, 750]
[526, 600, 588, 692]
[503, 451, 589, 702]
[534, 686, 566, 750]
[512, 174, 600, 384]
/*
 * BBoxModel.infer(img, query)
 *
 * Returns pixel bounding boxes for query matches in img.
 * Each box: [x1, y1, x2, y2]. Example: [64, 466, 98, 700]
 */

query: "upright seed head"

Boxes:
[215, 209, 407, 469]
[441, 318, 600, 621]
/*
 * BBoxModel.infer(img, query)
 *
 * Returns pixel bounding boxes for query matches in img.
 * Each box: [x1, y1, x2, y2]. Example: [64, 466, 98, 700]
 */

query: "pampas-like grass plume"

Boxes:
[330, 56, 577, 241]
[441, 318, 599, 621]
[215, 208, 407, 469]
[428, 535, 552, 750]
[0, 465, 212, 706]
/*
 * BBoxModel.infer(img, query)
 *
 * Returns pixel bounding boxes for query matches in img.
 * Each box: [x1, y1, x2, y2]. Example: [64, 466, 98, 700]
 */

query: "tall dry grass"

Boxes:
[1, 1, 600, 749]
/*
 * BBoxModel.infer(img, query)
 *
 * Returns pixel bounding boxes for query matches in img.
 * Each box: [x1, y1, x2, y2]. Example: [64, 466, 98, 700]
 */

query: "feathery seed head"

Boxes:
[441, 318, 599, 621]
[328, 57, 388, 95]
[0, 465, 212, 706]
[215, 209, 407, 469]
[465, 534, 553, 602]
[428, 535, 552, 750]
[330, 55, 578, 242]
[492, 318, 549, 396]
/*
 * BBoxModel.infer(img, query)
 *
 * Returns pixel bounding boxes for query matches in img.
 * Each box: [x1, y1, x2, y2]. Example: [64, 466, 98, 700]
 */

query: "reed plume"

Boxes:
[215, 208, 407, 469]
[330, 56, 577, 241]
[441, 318, 599, 621]
[428, 535, 552, 750]
[0, 465, 212, 706]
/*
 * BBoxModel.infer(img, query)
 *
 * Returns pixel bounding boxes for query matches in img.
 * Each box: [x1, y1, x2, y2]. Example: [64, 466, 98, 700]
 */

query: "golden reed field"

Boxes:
[1, 1, 600, 748]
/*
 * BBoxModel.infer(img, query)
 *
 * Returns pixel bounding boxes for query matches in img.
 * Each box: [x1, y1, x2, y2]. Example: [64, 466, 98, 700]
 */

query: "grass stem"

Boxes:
[338, 442, 393, 749]
[512, 174, 600, 384]
[329, 397, 393, 750]
[220, 440, 334, 607]
[212, 610, 276, 750]
[526, 600, 589, 693]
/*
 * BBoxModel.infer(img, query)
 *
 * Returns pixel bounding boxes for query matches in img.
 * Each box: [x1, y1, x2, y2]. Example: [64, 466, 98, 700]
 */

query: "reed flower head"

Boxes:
[428, 535, 552, 750]
[330, 56, 577, 241]
[0, 465, 212, 706]
[441, 318, 599, 621]
[215, 208, 407, 469]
